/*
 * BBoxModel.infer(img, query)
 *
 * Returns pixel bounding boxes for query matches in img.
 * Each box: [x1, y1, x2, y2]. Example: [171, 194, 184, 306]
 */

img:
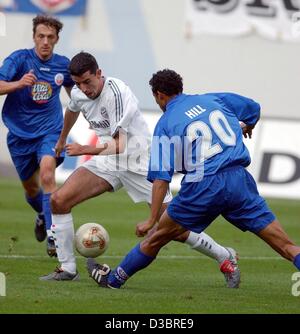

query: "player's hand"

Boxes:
[136, 219, 156, 237]
[18, 69, 37, 89]
[240, 121, 255, 139]
[242, 124, 254, 139]
[55, 139, 66, 158]
[65, 143, 87, 156]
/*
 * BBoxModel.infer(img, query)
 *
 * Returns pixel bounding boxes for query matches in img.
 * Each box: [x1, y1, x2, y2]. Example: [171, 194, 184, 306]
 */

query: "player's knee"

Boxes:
[51, 192, 70, 214]
[40, 170, 55, 188]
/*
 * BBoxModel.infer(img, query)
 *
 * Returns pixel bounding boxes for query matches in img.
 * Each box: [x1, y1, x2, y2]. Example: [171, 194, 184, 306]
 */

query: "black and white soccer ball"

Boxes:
[75, 223, 109, 258]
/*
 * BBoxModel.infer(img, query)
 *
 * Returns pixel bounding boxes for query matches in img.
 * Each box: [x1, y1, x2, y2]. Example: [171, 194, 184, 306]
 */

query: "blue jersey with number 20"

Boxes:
[147, 92, 260, 183]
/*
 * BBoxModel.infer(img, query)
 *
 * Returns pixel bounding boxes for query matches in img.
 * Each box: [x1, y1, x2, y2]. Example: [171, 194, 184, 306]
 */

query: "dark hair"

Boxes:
[149, 69, 183, 96]
[32, 15, 63, 36]
[69, 52, 99, 76]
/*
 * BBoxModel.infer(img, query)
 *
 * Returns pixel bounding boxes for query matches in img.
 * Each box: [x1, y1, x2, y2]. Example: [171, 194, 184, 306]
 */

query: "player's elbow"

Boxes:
[0, 81, 7, 95]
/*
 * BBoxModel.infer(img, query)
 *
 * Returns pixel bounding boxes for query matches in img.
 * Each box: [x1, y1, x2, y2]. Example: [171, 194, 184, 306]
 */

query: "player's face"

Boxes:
[72, 70, 103, 99]
[153, 92, 167, 112]
[33, 24, 59, 60]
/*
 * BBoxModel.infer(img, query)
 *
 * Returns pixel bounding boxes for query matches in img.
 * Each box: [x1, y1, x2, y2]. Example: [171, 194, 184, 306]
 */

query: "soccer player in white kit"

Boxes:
[40, 52, 240, 287]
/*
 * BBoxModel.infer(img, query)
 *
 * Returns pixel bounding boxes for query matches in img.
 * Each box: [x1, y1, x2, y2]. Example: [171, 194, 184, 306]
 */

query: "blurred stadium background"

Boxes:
[0, 0, 300, 314]
[1, 0, 300, 198]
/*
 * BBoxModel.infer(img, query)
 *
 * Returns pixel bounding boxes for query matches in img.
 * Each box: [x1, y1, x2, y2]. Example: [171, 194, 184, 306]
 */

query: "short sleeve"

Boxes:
[0, 53, 20, 82]
[216, 92, 260, 126]
[107, 79, 138, 137]
[62, 57, 74, 88]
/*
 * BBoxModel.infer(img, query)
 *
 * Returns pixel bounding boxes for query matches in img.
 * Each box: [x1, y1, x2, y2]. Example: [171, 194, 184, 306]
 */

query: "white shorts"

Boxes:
[81, 156, 173, 204]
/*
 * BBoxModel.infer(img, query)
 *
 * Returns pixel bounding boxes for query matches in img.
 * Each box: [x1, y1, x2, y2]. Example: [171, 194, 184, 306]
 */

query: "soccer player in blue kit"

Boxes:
[87, 69, 300, 289]
[0, 15, 73, 256]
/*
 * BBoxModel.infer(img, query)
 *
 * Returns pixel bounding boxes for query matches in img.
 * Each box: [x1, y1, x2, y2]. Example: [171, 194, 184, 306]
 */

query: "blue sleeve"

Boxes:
[0, 53, 19, 81]
[64, 72, 74, 87]
[147, 121, 175, 183]
[216, 93, 260, 126]
[62, 57, 74, 87]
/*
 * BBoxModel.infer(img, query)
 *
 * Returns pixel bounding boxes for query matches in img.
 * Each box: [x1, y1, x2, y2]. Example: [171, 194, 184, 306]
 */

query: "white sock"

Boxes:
[51, 213, 76, 274]
[185, 231, 230, 264]
[46, 229, 53, 238]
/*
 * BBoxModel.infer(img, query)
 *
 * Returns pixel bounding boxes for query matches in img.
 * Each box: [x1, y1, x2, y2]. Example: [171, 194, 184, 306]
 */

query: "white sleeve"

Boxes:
[68, 88, 82, 112]
[107, 80, 138, 137]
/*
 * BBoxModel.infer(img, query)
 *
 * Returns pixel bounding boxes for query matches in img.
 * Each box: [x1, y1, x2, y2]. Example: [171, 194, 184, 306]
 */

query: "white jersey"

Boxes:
[68, 77, 151, 174]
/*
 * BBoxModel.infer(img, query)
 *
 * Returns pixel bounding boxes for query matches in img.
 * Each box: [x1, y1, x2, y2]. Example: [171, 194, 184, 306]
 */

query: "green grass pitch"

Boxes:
[0, 177, 299, 314]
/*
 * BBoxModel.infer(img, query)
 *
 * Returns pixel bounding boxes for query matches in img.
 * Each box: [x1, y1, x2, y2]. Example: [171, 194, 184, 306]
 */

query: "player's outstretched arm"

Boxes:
[65, 142, 106, 156]
[0, 70, 37, 95]
[136, 180, 169, 237]
[65, 129, 127, 156]
[0, 80, 21, 95]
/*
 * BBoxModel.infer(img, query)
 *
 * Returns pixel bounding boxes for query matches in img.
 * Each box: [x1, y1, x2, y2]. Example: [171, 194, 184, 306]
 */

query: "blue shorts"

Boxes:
[167, 166, 275, 234]
[7, 132, 64, 181]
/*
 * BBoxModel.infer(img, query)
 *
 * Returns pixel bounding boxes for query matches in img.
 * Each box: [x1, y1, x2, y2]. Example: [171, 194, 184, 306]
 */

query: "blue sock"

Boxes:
[26, 190, 43, 214]
[293, 253, 300, 270]
[108, 244, 155, 288]
[42, 193, 52, 232]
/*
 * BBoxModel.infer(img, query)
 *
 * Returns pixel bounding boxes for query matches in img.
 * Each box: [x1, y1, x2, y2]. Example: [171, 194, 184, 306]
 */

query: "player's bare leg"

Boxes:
[87, 211, 240, 289]
[142, 210, 187, 257]
[257, 220, 300, 263]
[148, 203, 240, 287]
[40, 167, 113, 280]
[39, 155, 57, 193]
[39, 155, 58, 256]
[88, 211, 232, 289]
[51, 167, 113, 214]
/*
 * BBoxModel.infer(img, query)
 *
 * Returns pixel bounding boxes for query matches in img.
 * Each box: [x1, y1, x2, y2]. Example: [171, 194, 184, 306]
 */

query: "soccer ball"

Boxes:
[74, 223, 109, 258]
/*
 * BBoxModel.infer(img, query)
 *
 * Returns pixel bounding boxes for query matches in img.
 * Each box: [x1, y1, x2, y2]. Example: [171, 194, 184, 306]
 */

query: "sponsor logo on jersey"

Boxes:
[40, 67, 50, 72]
[89, 120, 110, 129]
[54, 73, 64, 86]
[31, 81, 52, 104]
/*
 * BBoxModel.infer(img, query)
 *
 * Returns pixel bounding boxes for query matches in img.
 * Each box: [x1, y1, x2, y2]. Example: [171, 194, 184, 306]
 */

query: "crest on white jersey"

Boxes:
[101, 107, 108, 118]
